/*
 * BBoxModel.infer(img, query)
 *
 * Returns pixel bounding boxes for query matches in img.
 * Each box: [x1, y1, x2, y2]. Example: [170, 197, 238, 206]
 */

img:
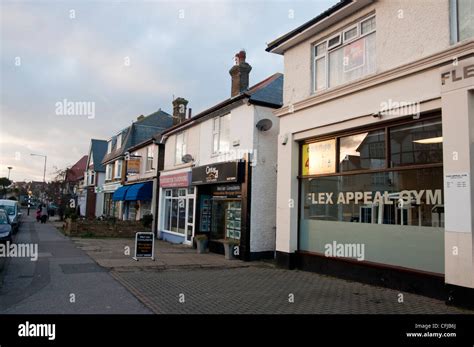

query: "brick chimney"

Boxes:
[172, 97, 188, 125]
[229, 50, 252, 97]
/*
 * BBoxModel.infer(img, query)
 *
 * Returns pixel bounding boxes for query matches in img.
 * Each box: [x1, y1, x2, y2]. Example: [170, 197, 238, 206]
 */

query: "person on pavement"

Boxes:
[36, 205, 42, 222]
[40, 204, 48, 224]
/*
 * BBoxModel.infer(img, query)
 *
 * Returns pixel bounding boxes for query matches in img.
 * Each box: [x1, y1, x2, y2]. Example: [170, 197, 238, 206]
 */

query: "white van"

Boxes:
[0, 200, 22, 233]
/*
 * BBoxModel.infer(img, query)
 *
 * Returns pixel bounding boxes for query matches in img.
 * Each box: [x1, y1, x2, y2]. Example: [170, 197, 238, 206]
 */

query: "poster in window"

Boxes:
[343, 38, 365, 72]
[302, 139, 336, 175]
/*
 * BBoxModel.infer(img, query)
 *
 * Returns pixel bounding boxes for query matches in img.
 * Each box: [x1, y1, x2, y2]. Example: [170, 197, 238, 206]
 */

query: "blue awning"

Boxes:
[112, 186, 129, 201]
[125, 181, 153, 201]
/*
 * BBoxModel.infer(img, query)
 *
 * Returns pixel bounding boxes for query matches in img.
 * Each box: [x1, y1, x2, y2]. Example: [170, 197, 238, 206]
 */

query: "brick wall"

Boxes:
[64, 219, 148, 238]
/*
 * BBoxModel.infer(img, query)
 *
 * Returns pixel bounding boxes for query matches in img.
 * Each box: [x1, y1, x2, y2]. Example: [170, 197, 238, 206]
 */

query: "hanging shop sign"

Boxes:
[160, 172, 191, 188]
[133, 232, 155, 261]
[127, 158, 141, 174]
[192, 162, 242, 185]
[302, 139, 336, 176]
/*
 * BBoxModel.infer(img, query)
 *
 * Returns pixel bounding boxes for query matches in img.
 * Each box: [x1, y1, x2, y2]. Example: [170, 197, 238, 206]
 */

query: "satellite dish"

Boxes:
[182, 154, 194, 163]
[256, 119, 273, 131]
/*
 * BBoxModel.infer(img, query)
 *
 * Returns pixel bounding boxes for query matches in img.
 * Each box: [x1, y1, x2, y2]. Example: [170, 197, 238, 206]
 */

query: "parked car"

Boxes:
[0, 209, 13, 243]
[48, 203, 59, 216]
[0, 200, 22, 233]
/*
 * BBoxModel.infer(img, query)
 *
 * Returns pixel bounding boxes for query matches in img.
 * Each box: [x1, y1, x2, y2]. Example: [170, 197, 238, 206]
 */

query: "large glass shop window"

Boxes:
[299, 117, 444, 274]
[301, 168, 444, 227]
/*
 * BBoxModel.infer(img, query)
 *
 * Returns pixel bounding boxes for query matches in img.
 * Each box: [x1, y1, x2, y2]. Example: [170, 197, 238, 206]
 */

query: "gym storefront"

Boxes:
[299, 114, 445, 280]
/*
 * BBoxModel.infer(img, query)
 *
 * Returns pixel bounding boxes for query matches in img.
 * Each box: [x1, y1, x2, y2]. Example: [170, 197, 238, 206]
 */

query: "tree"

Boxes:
[0, 177, 12, 198]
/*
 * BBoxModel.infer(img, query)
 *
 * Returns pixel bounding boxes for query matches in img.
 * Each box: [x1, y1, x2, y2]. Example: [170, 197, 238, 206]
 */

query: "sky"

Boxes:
[0, 0, 337, 182]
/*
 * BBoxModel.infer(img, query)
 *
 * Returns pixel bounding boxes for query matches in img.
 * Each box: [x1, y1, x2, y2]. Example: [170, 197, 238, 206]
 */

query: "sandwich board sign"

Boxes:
[133, 232, 155, 261]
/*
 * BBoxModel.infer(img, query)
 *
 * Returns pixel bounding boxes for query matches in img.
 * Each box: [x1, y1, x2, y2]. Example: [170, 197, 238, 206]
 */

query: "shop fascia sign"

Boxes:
[160, 172, 190, 188]
[440, 58, 474, 92]
[191, 162, 241, 185]
[307, 189, 442, 206]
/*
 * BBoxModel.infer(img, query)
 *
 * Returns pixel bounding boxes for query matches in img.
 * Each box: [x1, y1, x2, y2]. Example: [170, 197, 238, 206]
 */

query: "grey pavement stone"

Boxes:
[111, 267, 474, 314]
[0, 213, 152, 314]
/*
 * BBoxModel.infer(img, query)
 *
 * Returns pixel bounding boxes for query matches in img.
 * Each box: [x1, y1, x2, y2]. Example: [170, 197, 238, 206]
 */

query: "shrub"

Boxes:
[141, 214, 153, 228]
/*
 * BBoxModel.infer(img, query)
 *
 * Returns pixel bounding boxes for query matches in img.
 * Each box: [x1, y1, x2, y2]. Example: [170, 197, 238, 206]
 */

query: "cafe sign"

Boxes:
[192, 162, 242, 185]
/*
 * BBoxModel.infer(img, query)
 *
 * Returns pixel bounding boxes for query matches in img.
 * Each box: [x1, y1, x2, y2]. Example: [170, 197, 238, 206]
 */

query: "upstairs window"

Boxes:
[212, 114, 231, 154]
[116, 134, 122, 149]
[175, 132, 187, 165]
[146, 146, 154, 171]
[313, 15, 376, 92]
[107, 141, 112, 154]
[453, 0, 474, 42]
[106, 164, 113, 180]
[114, 160, 123, 179]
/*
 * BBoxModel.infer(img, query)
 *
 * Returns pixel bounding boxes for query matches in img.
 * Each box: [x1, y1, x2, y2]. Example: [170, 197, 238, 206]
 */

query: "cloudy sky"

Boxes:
[0, 0, 336, 182]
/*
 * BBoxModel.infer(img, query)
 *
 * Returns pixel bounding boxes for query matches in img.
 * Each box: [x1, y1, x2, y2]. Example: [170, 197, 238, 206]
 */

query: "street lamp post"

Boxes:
[30, 153, 47, 183]
[7, 166, 12, 180]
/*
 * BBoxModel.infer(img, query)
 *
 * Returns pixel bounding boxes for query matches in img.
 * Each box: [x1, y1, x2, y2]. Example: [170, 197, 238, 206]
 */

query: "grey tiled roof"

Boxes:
[247, 73, 283, 107]
[90, 139, 108, 172]
[102, 109, 172, 164]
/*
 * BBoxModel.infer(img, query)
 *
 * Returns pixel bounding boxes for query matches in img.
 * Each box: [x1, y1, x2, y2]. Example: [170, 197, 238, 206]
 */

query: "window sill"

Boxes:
[160, 229, 186, 237]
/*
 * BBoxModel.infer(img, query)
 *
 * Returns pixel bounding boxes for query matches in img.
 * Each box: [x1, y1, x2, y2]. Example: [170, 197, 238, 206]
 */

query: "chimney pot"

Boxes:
[172, 97, 189, 125]
[229, 50, 252, 97]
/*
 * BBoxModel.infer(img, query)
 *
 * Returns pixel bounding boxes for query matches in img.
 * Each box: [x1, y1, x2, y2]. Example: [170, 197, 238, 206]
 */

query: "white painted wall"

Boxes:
[249, 105, 279, 253]
[198, 102, 254, 166]
[282, 0, 451, 105]
[163, 126, 200, 170]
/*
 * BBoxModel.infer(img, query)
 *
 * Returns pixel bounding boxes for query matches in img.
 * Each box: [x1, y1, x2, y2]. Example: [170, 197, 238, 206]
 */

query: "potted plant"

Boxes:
[223, 239, 239, 260]
[194, 234, 208, 254]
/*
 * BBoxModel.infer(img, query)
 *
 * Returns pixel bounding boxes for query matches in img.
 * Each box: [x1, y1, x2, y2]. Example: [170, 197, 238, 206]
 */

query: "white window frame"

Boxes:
[312, 14, 376, 93]
[327, 33, 342, 50]
[175, 132, 187, 165]
[114, 160, 123, 179]
[116, 133, 122, 149]
[107, 141, 112, 154]
[343, 24, 359, 43]
[106, 164, 113, 180]
[360, 16, 376, 37]
[146, 146, 154, 172]
[212, 114, 231, 155]
[161, 187, 196, 244]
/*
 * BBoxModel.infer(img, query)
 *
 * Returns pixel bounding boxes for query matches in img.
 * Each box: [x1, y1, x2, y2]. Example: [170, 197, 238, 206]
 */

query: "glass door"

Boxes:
[184, 187, 196, 245]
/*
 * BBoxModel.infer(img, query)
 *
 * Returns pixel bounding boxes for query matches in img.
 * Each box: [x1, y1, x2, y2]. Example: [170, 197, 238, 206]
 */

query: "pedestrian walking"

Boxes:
[36, 205, 42, 222]
[40, 204, 48, 224]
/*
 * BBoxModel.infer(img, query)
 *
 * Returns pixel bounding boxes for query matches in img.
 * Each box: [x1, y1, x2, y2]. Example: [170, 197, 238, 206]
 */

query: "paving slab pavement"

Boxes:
[72, 237, 253, 271]
[0, 213, 152, 314]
